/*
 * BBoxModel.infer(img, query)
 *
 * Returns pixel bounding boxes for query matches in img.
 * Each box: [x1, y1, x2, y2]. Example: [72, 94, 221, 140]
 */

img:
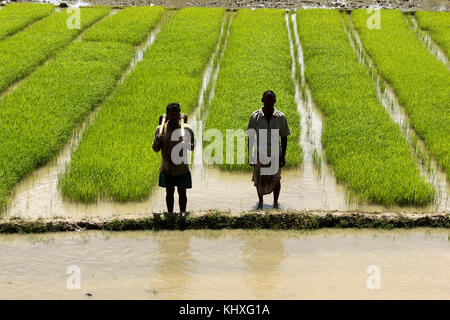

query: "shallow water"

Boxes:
[0, 228, 448, 299]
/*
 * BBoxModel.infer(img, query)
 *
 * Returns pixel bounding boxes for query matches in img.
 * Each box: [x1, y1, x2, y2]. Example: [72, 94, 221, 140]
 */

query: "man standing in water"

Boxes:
[247, 90, 290, 210]
[152, 103, 194, 214]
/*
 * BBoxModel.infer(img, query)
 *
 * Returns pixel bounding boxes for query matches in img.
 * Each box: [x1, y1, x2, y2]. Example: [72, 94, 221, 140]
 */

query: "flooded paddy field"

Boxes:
[1, 6, 448, 219]
[0, 228, 449, 299]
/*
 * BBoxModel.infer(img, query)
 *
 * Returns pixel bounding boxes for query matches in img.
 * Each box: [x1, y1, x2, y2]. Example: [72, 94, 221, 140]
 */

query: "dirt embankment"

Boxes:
[1, 210, 449, 233]
[7, 0, 450, 11]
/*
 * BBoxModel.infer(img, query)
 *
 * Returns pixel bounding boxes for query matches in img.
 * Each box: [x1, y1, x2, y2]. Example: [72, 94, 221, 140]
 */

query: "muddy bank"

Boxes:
[1, 210, 449, 233]
[11, 0, 450, 11]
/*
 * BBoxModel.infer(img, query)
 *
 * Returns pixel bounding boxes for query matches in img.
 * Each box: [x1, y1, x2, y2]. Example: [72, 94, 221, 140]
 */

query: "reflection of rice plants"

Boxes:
[0, 7, 110, 94]
[0, 41, 134, 209]
[204, 9, 302, 170]
[415, 11, 450, 57]
[312, 149, 322, 173]
[61, 8, 225, 203]
[0, 3, 53, 40]
[352, 9, 450, 180]
[83, 6, 164, 45]
[297, 9, 434, 206]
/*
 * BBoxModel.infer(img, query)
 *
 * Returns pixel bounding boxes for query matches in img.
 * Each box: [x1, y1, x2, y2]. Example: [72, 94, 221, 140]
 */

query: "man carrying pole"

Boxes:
[152, 102, 194, 214]
[246, 90, 291, 210]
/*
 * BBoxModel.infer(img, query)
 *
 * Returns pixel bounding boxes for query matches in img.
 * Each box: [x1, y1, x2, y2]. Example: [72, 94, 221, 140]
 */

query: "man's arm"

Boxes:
[186, 126, 195, 151]
[152, 126, 162, 152]
[246, 113, 257, 165]
[279, 114, 290, 168]
[280, 136, 287, 168]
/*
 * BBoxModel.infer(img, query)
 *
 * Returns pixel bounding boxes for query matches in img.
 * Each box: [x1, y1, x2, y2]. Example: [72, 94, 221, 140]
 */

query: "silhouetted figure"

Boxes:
[152, 103, 194, 213]
[247, 91, 290, 210]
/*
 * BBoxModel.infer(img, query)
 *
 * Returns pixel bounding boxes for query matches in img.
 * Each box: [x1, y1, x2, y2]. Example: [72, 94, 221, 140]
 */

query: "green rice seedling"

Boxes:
[0, 41, 134, 209]
[0, 3, 53, 40]
[297, 9, 434, 206]
[83, 6, 164, 45]
[352, 9, 450, 180]
[60, 8, 226, 202]
[204, 9, 301, 170]
[415, 11, 450, 57]
[0, 7, 110, 95]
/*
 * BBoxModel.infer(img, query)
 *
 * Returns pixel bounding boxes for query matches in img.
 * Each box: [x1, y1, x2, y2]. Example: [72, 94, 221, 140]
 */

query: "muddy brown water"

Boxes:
[2, 8, 449, 218]
[0, 228, 448, 299]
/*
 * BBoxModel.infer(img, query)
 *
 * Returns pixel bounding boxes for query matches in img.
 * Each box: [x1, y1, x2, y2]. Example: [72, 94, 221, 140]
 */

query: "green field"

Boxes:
[296, 9, 433, 205]
[0, 5, 448, 209]
[0, 7, 110, 95]
[415, 11, 450, 57]
[61, 8, 225, 202]
[352, 10, 450, 180]
[204, 9, 301, 170]
[0, 3, 53, 40]
[83, 6, 165, 45]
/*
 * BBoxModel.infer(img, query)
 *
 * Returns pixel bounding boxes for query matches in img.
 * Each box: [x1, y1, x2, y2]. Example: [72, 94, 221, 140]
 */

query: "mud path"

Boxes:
[12, 0, 450, 11]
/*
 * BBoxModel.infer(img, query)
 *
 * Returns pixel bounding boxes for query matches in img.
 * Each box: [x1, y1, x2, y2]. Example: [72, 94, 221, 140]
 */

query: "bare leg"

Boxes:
[273, 181, 281, 209]
[166, 186, 175, 213]
[178, 187, 187, 213]
[257, 192, 263, 210]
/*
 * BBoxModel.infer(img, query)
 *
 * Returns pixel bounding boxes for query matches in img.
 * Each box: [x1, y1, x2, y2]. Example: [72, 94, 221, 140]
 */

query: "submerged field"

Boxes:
[0, 4, 448, 212]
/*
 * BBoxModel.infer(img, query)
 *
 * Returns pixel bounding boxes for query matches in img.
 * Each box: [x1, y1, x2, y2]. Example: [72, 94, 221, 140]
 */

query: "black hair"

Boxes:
[166, 102, 181, 112]
[262, 90, 276, 102]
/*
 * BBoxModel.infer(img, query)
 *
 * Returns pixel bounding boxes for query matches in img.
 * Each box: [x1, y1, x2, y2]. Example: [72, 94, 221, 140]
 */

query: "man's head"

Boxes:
[262, 90, 276, 106]
[261, 90, 276, 116]
[166, 102, 181, 126]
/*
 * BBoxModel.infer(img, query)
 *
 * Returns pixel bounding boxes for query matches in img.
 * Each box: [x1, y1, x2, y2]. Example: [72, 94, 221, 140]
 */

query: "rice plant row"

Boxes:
[352, 10, 450, 180]
[204, 9, 302, 170]
[60, 8, 226, 202]
[296, 9, 434, 206]
[0, 7, 110, 95]
[414, 11, 450, 58]
[0, 5, 168, 208]
[0, 41, 134, 209]
[83, 6, 165, 45]
[0, 3, 53, 41]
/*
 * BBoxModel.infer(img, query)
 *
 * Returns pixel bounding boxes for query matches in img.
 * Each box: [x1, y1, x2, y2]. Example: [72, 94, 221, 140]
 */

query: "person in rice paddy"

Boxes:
[152, 103, 194, 214]
[247, 90, 290, 210]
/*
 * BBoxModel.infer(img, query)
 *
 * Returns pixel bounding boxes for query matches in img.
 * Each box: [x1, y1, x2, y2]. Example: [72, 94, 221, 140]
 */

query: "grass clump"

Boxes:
[83, 6, 164, 45]
[0, 3, 53, 41]
[296, 9, 434, 206]
[0, 7, 111, 95]
[60, 8, 226, 202]
[204, 9, 302, 170]
[352, 9, 450, 180]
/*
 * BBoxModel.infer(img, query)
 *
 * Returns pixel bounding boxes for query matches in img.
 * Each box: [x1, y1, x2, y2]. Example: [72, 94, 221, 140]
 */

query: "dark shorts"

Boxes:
[159, 171, 192, 189]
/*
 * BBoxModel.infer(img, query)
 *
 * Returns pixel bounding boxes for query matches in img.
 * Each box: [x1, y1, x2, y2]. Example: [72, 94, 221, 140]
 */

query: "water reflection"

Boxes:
[152, 232, 195, 299]
[241, 233, 286, 298]
[0, 229, 449, 299]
